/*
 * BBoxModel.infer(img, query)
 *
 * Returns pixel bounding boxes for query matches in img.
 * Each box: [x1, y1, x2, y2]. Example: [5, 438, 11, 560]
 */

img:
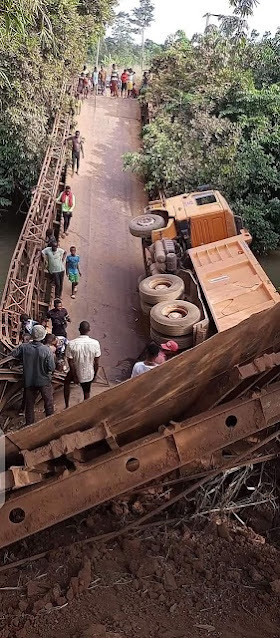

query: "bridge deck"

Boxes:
[60, 95, 147, 392]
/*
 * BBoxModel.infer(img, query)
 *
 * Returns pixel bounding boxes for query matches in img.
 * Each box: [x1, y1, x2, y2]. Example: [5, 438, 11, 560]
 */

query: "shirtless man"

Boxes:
[66, 130, 84, 175]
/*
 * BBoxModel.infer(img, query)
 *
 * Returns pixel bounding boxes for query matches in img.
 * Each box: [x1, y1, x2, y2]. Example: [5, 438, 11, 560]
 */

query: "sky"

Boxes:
[117, 0, 280, 44]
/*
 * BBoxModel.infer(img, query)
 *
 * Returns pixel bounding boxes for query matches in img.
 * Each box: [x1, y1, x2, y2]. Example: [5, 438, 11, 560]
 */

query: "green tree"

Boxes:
[0, 0, 115, 212]
[131, 0, 155, 69]
[124, 25, 280, 254]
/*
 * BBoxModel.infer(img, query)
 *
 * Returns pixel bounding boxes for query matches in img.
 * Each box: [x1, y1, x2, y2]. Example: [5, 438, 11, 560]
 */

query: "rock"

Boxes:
[70, 576, 79, 596]
[44, 602, 53, 611]
[56, 596, 67, 607]
[249, 567, 263, 583]
[52, 583, 61, 602]
[32, 599, 46, 613]
[18, 600, 28, 612]
[137, 557, 161, 578]
[78, 557, 92, 589]
[158, 594, 166, 603]
[163, 570, 177, 592]
[26, 580, 46, 597]
[216, 520, 231, 541]
[270, 579, 280, 595]
[66, 587, 74, 602]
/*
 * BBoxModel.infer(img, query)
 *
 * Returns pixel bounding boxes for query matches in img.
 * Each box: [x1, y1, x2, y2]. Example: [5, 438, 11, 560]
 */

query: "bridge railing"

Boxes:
[0, 81, 73, 349]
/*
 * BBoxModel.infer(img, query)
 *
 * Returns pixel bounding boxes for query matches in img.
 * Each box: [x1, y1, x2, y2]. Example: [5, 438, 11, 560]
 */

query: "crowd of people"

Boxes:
[10, 62, 168, 427]
[77, 63, 148, 100]
[12, 166, 101, 424]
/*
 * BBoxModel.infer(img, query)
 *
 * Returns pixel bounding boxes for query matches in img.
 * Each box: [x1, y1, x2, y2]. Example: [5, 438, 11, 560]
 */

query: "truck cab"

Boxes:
[147, 189, 252, 247]
[129, 189, 278, 350]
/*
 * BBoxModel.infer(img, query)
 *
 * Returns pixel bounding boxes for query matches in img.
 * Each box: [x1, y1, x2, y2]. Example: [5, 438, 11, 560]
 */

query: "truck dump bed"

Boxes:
[188, 236, 280, 332]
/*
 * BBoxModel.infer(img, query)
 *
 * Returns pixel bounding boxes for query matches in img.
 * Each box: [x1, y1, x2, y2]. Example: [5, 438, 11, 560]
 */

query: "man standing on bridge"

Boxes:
[41, 241, 66, 299]
[56, 185, 76, 237]
[99, 66, 106, 95]
[66, 130, 84, 176]
[12, 325, 55, 425]
[64, 321, 101, 407]
[110, 64, 119, 97]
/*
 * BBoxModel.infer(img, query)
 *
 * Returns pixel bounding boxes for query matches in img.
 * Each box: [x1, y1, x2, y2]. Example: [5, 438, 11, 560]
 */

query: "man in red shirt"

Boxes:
[121, 69, 128, 97]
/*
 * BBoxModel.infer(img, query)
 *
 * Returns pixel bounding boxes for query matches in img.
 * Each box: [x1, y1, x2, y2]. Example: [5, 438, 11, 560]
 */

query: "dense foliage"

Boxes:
[0, 0, 115, 212]
[125, 12, 280, 253]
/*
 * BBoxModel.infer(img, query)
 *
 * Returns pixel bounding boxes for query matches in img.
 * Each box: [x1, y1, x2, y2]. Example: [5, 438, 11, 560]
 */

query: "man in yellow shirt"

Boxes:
[56, 185, 76, 237]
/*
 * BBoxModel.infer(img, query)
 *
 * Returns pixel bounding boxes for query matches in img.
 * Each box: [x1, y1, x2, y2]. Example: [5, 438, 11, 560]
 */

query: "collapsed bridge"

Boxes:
[1, 302, 280, 548]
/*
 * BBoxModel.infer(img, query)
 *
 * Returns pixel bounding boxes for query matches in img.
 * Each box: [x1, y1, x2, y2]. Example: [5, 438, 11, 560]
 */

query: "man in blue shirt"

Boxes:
[66, 245, 82, 299]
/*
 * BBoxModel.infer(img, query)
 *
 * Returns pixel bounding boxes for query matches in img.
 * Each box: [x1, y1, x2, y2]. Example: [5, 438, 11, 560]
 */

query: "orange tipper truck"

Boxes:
[129, 187, 280, 348]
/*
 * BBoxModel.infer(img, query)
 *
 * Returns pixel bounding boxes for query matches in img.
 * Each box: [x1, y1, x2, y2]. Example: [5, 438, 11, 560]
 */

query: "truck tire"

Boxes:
[139, 274, 184, 305]
[150, 300, 201, 336]
[150, 326, 193, 350]
[129, 214, 165, 238]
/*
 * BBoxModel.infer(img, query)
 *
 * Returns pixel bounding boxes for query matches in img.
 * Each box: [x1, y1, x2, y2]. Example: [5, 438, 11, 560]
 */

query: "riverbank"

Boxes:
[0, 211, 23, 300]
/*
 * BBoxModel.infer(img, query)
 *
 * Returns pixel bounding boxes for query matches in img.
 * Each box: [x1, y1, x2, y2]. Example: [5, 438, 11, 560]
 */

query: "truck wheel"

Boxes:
[129, 214, 165, 238]
[139, 274, 184, 305]
[150, 300, 201, 336]
[150, 326, 193, 350]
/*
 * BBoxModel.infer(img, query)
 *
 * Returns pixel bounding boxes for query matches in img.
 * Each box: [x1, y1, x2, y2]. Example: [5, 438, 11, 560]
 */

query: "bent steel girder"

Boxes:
[0, 382, 280, 548]
[0, 80, 73, 347]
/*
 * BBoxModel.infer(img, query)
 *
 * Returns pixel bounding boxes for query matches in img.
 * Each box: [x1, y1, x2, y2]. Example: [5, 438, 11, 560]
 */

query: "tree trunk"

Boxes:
[141, 27, 145, 70]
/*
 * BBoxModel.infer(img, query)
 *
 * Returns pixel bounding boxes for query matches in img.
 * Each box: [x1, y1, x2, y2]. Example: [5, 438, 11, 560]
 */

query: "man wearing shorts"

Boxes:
[127, 68, 134, 97]
[64, 321, 101, 407]
[121, 69, 128, 97]
[66, 130, 84, 176]
[66, 245, 81, 299]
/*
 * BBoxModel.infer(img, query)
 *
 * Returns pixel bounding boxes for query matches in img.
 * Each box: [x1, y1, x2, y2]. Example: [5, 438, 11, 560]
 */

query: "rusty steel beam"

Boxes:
[0, 382, 280, 548]
[0, 80, 73, 347]
[187, 352, 280, 415]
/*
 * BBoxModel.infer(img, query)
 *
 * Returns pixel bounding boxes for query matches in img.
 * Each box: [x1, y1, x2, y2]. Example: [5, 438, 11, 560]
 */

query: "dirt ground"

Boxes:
[0, 506, 280, 638]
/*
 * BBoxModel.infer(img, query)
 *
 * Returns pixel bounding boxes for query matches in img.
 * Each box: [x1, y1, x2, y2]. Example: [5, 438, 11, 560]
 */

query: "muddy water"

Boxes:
[0, 213, 23, 301]
[259, 250, 280, 289]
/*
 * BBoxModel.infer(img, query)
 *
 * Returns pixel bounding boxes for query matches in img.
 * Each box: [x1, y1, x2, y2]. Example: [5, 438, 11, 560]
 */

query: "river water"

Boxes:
[0, 213, 23, 301]
[259, 251, 280, 290]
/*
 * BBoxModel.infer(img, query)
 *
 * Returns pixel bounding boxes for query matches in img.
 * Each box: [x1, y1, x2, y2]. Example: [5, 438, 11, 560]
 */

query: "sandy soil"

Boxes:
[60, 94, 148, 394]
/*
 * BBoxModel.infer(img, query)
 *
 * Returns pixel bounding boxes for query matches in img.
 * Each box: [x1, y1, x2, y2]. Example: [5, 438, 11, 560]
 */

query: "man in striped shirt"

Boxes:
[110, 64, 119, 97]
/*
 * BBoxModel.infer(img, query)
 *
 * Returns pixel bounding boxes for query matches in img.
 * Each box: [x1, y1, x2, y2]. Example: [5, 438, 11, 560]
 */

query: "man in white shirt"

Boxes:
[64, 321, 101, 407]
[131, 343, 161, 378]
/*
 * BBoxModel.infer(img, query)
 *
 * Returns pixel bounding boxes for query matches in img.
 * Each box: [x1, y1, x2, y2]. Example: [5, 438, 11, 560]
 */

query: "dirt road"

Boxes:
[60, 95, 147, 391]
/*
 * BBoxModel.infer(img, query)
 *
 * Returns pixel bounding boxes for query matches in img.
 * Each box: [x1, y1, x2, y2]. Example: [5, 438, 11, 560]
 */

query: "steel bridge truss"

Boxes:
[0, 82, 73, 350]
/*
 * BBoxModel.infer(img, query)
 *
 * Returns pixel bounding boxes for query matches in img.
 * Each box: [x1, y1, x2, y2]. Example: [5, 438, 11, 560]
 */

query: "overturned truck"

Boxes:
[129, 188, 279, 347]
[1, 301, 280, 548]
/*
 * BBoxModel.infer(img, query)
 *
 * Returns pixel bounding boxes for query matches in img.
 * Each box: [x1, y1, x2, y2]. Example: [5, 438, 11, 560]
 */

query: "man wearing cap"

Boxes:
[158, 340, 179, 362]
[12, 325, 56, 425]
